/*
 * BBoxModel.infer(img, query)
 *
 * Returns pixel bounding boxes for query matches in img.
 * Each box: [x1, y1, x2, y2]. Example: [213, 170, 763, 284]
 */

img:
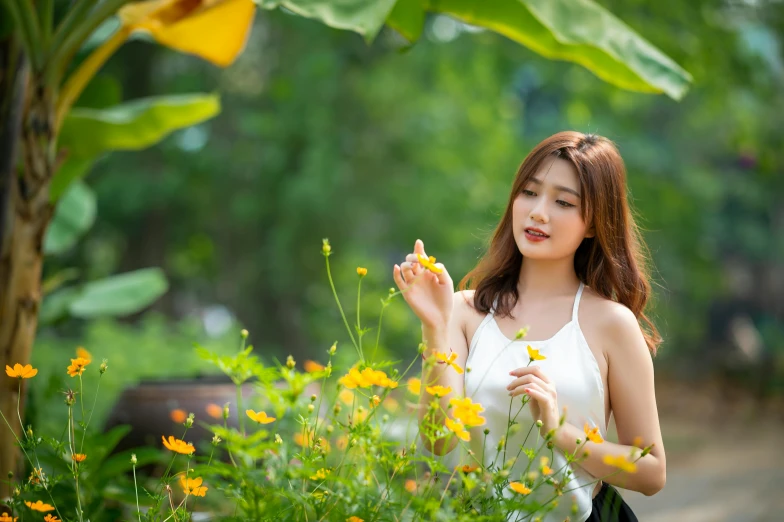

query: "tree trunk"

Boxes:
[0, 38, 54, 499]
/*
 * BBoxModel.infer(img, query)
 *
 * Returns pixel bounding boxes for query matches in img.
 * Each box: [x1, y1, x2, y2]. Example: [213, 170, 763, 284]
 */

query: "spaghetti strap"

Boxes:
[572, 282, 585, 322]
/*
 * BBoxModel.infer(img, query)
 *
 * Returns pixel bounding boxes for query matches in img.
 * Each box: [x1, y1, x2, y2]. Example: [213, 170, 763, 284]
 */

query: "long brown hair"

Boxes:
[459, 131, 662, 355]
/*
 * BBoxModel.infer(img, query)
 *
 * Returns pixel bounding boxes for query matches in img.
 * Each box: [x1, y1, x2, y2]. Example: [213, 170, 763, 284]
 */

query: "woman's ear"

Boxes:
[585, 224, 596, 239]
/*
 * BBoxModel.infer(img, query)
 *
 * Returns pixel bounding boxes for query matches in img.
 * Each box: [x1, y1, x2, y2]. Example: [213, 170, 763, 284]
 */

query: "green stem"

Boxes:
[41, 0, 53, 47]
[47, 0, 99, 66]
[324, 255, 360, 360]
[357, 277, 364, 361]
[79, 375, 102, 453]
[132, 462, 141, 522]
[3, 0, 43, 68]
[69, 405, 84, 522]
[502, 396, 514, 463]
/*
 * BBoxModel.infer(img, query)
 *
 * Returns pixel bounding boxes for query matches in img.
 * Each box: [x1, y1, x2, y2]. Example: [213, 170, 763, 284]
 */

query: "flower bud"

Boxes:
[333, 404, 342, 415]
[100, 359, 108, 374]
[241, 329, 249, 339]
[185, 413, 194, 428]
[410, 442, 417, 453]
[326, 425, 334, 434]
[466, 366, 472, 373]
[274, 434, 283, 444]
[499, 470, 509, 478]
[418, 343, 427, 354]
[382, 414, 389, 423]
[576, 438, 582, 445]
[12, 486, 20, 497]
[322, 238, 331, 255]
[535, 420, 543, 427]
[286, 355, 296, 369]
[357, 267, 368, 277]
[26, 426, 33, 439]
[308, 404, 315, 413]
[515, 327, 529, 340]
[328, 342, 337, 355]
[7, 471, 13, 479]
[311, 394, 317, 402]
[547, 440, 554, 450]
[370, 395, 381, 408]
[389, 287, 396, 296]
[131, 453, 138, 465]
[641, 443, 654, 457]
[212, 435, 222, 446]
[350, 438, 358, 447]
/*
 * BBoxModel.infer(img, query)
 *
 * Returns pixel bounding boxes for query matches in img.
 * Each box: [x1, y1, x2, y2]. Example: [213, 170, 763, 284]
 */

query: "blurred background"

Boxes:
[26, 0, 784, 519]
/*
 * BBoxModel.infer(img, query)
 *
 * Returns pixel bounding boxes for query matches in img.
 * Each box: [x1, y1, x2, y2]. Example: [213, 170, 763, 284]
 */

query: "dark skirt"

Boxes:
[586, 482, 638, 522]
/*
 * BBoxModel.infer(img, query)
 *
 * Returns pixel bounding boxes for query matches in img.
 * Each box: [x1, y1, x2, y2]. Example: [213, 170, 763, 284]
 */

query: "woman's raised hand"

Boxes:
[392, 239, 454, 331]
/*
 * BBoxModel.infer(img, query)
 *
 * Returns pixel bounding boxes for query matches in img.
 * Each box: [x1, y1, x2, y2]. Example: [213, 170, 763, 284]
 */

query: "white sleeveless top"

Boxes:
[463, 282, 605, 522]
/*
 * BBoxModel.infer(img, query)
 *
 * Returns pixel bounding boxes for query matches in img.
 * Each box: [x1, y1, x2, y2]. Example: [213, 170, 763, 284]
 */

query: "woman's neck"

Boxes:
[517, 256, 581, 298]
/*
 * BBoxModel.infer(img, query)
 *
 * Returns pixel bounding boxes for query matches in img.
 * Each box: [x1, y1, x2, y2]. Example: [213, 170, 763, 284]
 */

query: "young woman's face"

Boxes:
[511, 156, 593, 261]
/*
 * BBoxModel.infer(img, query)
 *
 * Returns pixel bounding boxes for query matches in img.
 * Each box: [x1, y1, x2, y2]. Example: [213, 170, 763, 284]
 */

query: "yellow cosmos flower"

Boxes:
[445, 417, 471, 442]
[540, 456, 554, 475]
[434, 351, 464, 374]
[356, 267, 368, 277]
[425, 385, 452, 397]
[28, 467, 45, 485]
[584, 423, 604, 444]
[44, 516, 60, 522]
[339, 366, 397, 389]
[346, 517, 364, 522]
[246, 410, 276, 424]
[24, 500, 55, 512]
[66, 357, 89, 377]
[404, 479, 417, 493]
[205, 403, 223, 419]
[603, 454, 637, 473]
[1, 512, 18, 522]
[449, 397, 486, 427]
[76, 347, 92, 363]
[417, 254, 443, 274]
[370, 395, 381, 408]
[456, 464, 479, 473]
[5, 363, 37, 379]
[170, 409, 187, 423]
[180, 475, 208, 496]
[406, 377, 421, 395]
[527, 345, 546, 361]
[310, 468, 331, 480]
[117, 0, 256, 67]
[162, 435, 195, 455]
[304, 360, 326, 372]
[338, 389, 355, 405]
[509, 481, 532, 495]
[294, 431, 331, 452]
[71, 453, 87, 462]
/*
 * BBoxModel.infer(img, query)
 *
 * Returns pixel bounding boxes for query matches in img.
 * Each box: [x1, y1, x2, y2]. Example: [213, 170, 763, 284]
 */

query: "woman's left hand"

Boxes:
[507, 366, 560, 436]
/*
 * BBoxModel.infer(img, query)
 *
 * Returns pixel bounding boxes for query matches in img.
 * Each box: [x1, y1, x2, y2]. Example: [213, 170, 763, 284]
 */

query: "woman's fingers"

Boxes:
[508, 375, 554, 397]
[509, 366, 552, 384]
[393, 264, 408, 291]
[400, 261, 416, 283]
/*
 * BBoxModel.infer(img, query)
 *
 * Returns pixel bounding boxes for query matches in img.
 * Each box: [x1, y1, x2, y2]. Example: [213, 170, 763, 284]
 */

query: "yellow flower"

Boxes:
[583, 423, 604, 444]
[339, 366, 397, 389]
[161, 435, 195, 455]
[540, 456, 553, 475]
[356, 267, 368, 277]
[76, 347, 92, 363]
[527, 345, 546, 361]
[180, 475, 208, 496]
[435, 351, 464, 374]
[304, 360, 326, 372]
[425, 385, 452, 397]
[117, 0, 256, 67]
[370, 395, 381, 408]
[310, 468, 331, 480]
[603, 454, 637, 473]
[509, 481, 532, 495]
[44, 516, 60, 522]
[28, 467, 45, 485]
[71, 453, 87, 463]
[406, 377, 421, 395]
[24, 500, 55, 512]
[66, 357, 89, 377]
[404, 479, 417, 493]
[170, 408, 187, 423]
[338, 389, 355, 405]
[294, 431, 331, 452]
[445, 417, 471, 442]
[417, 253, 443, 274]
[382, 397, 400, 412]
[5, 363, 37, 379]
[0, 512, 18, 522]
[347, 516, 364, 522]
[336, 435, 348, 450]
[449, 397, 486, 427]
[205, 403, 223, 419]
[246, 410, 276, 424]
[456, 464, 479, 473]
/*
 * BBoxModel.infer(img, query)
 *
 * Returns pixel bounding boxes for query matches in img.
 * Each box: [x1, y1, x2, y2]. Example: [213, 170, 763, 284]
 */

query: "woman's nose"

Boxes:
[529, 198, 548, 223]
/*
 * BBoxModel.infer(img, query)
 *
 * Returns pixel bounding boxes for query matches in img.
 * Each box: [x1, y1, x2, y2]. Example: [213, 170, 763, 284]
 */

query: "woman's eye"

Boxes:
[556, 200, 575, 208]
[522, 190, 536, 197]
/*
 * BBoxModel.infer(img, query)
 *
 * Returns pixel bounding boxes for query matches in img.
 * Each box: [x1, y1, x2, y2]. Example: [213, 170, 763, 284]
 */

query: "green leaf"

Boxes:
[44, 180, 96, 255]
[387, 0, 425, 43]
[431, 0, 692, 100]
[39, 286, 79, 325]
[50, 155, 96, 202]
[259, 0, 399, 42]
[58, 93, 221, 158]
[68, 268, 169, 318]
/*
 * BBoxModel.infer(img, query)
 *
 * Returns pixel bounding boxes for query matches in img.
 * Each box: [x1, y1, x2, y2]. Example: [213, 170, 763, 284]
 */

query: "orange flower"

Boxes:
[304, 360, 326, 372]
[509, 481, 531, 495]
[425, 385, 452, 397]
[24, 500, 55, 512]
[449, 397, 486, 427]
[404, 479, 417, 493]
[0, 512, 18, 522]
[434, 351, 464, 374]
[456, 464, 479, 473]
[527, 345, 546, 361]
[246, 409, 276, 424]
[71, 453, 87, 462]
[583, 423, 604, 444]
[205, 403, 223, 419]
[294, 431, 331, 452]
[180, 475, 208, 496]
[170, 409, 187, 423]
[66, 357, 89, 377]
[161, 435, 195, 455]
[44, 516, 60, 522]
[540, 456, 553, 475]
[370, 395, 381, 408]
[603, 454, 637, 473]
[445, 418, 470, 442]
[28, 467, 45, 485]
[5, 363, 37, 379]
[346, 517, 364, 522]
[406, 377, 421, 395]
[76, 347, 92, 363]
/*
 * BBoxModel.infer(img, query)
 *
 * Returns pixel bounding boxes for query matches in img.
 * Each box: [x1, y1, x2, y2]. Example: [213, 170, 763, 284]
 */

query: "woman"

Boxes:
[392, 131, 665, 521]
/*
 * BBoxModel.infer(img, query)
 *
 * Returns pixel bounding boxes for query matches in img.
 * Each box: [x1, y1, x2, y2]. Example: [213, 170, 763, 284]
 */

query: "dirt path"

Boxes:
[618, 380, 784, 521]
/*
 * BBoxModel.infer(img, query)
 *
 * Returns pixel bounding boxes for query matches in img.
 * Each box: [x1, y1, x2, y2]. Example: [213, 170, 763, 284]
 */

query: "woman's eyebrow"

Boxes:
[529, 177, 582, 198]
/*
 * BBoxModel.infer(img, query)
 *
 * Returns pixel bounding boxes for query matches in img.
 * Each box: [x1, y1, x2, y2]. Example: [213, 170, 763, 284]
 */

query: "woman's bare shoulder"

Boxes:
[580, 287, 648, 354]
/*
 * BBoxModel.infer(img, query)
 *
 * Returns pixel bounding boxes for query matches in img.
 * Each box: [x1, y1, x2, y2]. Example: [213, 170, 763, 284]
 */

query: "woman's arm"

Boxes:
[555, 304, 666, 496]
